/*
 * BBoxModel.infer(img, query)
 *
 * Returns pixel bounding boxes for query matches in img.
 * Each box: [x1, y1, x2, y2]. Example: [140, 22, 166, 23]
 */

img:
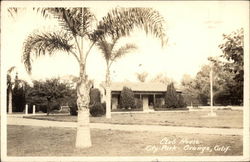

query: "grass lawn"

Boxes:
[25, 110, 243, 128]
[8, 125, 242, 156]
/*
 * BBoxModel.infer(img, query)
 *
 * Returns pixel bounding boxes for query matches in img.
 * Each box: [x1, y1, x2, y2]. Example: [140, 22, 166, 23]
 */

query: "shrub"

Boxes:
[89, 88, 101, 105]
[101, 102, 106, 114]
[177, 94, 187, 108]
[165, 83, 179, 108]
[12, 84, 26, 112]
[120, 86, 135, 109]
[51, 102, 61, 110]
[155, 98, 164, 108]
[39, 104, 48, 113]
[69, 101, 78, 116]
[27, 104, 33, 113]
[90, 103, 104, 117]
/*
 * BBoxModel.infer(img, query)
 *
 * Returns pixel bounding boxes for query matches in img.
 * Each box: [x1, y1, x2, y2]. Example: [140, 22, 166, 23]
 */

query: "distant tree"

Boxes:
[177, 94, 187, 108]
[7, 66, 16, 113]
[218, 28, 244, 105]
[194, 65, 212, 105]
[136, 71, 148, 82]
[181, 53, 242, 106]
[12, 73, 27, 112]
[151, 73, 173, 85]
[7, 67, 28, 113]
[165, 83, 179, 108]
[120, 86, 135, 109]
[180, 74, 199, 106]
[26, 78, 72, 115]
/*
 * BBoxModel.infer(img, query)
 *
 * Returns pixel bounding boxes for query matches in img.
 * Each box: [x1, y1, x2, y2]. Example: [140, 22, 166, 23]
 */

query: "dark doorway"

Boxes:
[148, 95, 154, 107]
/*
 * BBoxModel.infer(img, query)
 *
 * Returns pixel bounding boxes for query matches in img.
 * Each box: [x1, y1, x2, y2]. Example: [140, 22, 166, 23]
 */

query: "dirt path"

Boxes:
[7, 116, 243, 136]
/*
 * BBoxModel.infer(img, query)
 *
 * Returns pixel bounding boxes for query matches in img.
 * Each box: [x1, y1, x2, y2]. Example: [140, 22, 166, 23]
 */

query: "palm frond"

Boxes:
[22, 31, 74, 74]
[96, 40, 112, 61]
[7, 8, 19, 18]
[98, 8, 167, 46]
[7, 66, 16, 74]
[36, 8, 96, 37]
[111, 43, 137, 62]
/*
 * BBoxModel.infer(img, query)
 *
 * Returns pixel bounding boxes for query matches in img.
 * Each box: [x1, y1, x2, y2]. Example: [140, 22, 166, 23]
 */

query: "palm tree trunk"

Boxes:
[106, 87, 111, 118]
[8, 89, 12, 114]
[75, 76, 92, 148]
[105, 69, 111, 118]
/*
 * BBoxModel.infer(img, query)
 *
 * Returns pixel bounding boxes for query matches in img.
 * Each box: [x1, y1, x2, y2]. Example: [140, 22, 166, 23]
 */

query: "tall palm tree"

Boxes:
[7, 66, 16, 114]
[21, 7, 167, 148]
[96, 39, 137, 118]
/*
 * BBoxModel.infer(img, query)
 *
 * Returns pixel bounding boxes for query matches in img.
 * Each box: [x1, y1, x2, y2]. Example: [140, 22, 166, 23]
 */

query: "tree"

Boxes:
[177, 94, 186, 108]
[218, 28, 244, 105]
[96, 40, 137, 118]
[165, 83, 179, 108]
[136, 71, 148, 82]
[20, 7, 167, 148]
[180, 74, 197, 106]
[7, 66, 16, 113]
[7, 67, 28, 113]
[151, 73, 173, 85]
[96, 8, 167, 118]
[26, 78, 72, 115]
[89, 88, 101, 106]
[181, 55, 242, 106]
[12, 73, 27, 112]
[120, 86, 135, 109]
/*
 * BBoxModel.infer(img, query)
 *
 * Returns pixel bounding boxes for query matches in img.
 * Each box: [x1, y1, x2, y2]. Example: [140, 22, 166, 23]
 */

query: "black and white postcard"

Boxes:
[1, 1, 249, 162]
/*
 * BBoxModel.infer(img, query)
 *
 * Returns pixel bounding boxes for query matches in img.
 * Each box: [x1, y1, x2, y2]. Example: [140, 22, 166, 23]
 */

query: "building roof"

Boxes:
[110, 82, 171, 92]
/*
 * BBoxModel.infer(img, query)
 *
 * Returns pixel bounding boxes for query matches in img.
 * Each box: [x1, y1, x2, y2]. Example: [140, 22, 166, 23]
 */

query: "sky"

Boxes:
[1, 1, 249, 85]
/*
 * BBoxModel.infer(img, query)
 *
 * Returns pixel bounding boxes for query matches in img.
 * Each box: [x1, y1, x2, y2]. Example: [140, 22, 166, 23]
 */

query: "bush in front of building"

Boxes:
[177, 94, 187, 108]
[69, 99, 78, 116]
[90, 103, 105, 117]
[101, 102, 106, 114]
[89, 88, 101, 105]
[165, 83, 185, 108]
[120, 86, 135, 109]
[69, 88, 103, 116]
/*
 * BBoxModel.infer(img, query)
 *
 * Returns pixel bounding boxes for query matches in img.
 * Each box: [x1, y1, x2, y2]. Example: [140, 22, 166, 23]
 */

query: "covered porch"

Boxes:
[111, 91, 165, 112]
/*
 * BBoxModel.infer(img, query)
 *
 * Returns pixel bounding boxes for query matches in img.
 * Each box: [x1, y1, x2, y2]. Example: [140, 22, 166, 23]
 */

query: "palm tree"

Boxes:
[21, 7, 167, 148]
[7, 66, 16, 114]
[96, 39, 137, 118]
[96, 8, 167, 118]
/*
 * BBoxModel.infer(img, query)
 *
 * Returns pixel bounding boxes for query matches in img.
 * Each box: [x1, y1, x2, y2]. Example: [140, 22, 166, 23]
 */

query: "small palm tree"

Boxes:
[7, 66, 16, 114]
[96, 39, 137, 118]
[96, 8, 167, 118]
[7, 67, 28, 113]
[20, 7, 167, 148]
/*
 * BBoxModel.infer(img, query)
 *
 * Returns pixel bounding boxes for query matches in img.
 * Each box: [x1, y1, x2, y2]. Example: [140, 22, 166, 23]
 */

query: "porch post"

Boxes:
[25, 104, 28, 115]
[32, 105, 36, 115]
[153, 94, 156, 107]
